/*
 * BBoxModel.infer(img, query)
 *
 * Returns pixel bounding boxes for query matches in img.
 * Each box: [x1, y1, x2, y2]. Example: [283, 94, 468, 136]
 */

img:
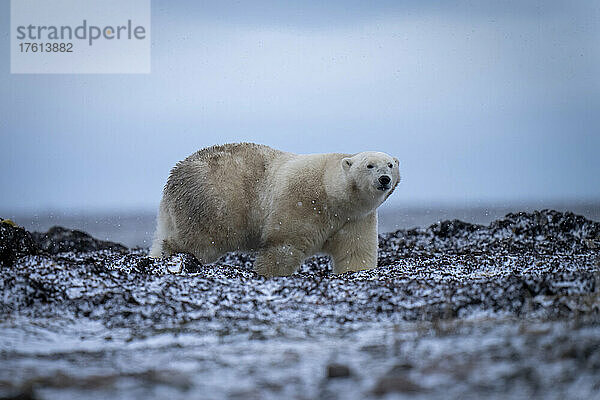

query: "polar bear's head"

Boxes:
[342, 151, 400, 206]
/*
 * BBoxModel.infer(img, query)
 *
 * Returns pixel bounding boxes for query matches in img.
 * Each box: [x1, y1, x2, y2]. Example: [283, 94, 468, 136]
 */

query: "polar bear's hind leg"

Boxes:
[150, 201, 174, 258]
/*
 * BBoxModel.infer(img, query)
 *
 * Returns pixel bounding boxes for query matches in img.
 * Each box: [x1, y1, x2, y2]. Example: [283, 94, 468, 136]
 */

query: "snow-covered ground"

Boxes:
[1, 210, 599, 399]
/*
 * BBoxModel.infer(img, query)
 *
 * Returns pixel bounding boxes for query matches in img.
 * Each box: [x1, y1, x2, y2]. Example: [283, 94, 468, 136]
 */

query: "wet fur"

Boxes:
[150, 143, 400, 276]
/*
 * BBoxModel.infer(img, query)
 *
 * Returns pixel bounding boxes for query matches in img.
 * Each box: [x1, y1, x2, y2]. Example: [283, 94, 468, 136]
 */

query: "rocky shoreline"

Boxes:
[1, 210, 599, 399]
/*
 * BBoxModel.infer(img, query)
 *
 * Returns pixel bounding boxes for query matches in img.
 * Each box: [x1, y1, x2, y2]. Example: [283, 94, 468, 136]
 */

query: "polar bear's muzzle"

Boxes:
[377, 175, 392, 191]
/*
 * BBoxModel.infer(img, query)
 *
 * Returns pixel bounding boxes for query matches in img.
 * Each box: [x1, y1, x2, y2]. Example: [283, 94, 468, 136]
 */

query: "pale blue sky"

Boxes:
[1, 0, 599, 213]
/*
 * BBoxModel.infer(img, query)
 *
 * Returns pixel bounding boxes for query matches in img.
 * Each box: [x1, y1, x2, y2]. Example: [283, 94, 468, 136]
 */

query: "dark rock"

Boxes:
[371, 363, 420, 396]
[380, 209, 600, 260]
[326, 363, 352, 379]
[0, 391, 38, 400]
[0, 219, 39, 266]
[179, 253, 204, 273]
[430, 219, 481, 238]
[387, 362, 414, 373]
[372, 374, 424, 395]
[31, 226, 127, 254]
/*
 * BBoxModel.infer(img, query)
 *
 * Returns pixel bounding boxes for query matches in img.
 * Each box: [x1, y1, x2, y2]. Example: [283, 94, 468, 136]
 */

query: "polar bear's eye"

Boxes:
[367, 164, 374, 169]
[388, 163, 393, 168]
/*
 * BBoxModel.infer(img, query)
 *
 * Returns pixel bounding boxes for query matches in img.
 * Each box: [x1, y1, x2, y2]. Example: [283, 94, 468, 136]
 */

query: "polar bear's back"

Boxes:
[161, 143, 287, 253]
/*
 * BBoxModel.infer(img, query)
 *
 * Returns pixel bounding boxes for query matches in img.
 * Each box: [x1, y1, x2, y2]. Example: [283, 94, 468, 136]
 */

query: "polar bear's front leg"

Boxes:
[323, 212, 378, 274]
[254, 244, 307, 277]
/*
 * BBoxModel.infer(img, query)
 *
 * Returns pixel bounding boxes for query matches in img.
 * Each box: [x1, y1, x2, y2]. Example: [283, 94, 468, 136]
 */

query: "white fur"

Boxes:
[150, 143, 400, 276]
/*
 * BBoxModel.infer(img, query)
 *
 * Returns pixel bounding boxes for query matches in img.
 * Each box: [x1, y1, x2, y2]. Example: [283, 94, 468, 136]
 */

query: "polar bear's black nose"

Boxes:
[379, 175, 391, 185]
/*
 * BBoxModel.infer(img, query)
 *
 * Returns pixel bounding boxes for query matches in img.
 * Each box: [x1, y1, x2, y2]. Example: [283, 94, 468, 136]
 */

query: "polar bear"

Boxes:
[150, 143, 400, 277]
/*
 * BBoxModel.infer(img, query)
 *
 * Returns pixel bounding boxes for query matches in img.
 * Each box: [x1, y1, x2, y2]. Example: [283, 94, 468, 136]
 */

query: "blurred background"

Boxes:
[1, 0, 599, 247]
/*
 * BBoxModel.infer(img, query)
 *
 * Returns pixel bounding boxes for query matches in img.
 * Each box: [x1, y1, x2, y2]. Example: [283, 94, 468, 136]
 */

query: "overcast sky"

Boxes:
[1, 0, 599, 213]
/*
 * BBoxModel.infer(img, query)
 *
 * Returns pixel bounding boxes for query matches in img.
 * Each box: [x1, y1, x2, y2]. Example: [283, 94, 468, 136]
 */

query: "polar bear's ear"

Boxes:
[342, 158, 353, 171]
[393, 157, 400, 165]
